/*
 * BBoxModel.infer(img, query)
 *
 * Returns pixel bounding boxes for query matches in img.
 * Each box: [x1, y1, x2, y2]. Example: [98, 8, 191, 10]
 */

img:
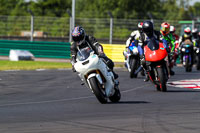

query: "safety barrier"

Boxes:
[0, 40, 126, 61]
[102, 44, 125, 62]
[0, 40, 71, 59]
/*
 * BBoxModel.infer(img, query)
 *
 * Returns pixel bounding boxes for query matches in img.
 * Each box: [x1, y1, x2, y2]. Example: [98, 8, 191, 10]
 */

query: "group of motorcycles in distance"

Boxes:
[123, 25, 200, 93]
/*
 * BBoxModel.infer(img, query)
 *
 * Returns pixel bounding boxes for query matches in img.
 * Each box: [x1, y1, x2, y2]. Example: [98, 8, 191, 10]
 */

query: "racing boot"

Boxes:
[170, 69, 175, 76]
[144, 74, 149, 82]
[112, 70, 119, 79]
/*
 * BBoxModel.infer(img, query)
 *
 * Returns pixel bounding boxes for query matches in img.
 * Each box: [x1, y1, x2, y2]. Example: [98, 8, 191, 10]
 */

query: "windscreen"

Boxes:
[76, 47, 93, 61]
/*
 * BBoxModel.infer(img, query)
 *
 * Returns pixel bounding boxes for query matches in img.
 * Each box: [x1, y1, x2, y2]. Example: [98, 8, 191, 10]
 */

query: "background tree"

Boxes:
[0, 0, 198, 20]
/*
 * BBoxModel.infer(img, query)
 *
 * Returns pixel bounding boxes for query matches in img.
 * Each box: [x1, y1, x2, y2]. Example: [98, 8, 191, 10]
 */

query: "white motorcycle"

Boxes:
[74, 47, 121, 104]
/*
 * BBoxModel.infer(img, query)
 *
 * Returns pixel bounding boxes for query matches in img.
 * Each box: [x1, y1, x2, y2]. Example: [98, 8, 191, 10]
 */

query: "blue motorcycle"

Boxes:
[123, 41, 141, 78]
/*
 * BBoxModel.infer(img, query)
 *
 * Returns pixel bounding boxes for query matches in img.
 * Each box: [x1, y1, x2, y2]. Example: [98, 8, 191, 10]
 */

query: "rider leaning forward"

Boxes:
[70, 26, 118, 79]
[160, 22, 176, 75]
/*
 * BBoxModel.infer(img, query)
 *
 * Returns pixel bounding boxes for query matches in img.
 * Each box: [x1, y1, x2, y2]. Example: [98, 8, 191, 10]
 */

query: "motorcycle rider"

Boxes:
[170, 25, 179, 49]
[170, 25, 179, 66]
[141, 20, 165, 81]
[192, 28, 200, 64]
[70, 26, 118, 79]
[192, 28, 200, 47]
[124, 22, 146, 63]
[160, 22, 176, 75]
[124, 22, 147, 79]
[179, 27, 193, 64]
[179, 27, 193, 46]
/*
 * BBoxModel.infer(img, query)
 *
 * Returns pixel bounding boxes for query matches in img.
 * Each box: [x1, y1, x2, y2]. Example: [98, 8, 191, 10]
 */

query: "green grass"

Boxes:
[0, 60, 124, 71]
[0, 60, 72, 71]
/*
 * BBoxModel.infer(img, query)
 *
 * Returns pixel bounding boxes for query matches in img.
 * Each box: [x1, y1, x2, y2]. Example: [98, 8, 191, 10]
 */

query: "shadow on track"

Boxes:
[108, 101, 150, 104]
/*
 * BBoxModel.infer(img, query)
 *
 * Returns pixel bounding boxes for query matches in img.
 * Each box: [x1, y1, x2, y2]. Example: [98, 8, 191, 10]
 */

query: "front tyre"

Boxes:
[89, 77, 107, 104]
[185, 56, 192, 72]
[130, 58, 138, 78]
[157, 67, 167, 92]
[109, 86, 121, 102]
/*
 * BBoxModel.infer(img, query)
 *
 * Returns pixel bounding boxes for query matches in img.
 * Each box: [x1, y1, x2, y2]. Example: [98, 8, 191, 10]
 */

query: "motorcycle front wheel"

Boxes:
[130, 58, 139, 78]
[156, 67, 167, 92]
[109, 86, 121, 103]
[185, 55, 192, 72]
[89, 77, 107, 104]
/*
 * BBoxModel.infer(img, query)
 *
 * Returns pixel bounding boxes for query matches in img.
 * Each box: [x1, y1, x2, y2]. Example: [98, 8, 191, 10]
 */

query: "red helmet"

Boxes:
[138, 22, 143, 32]
[184, 27, 191, 34]
[160, 22, 170, 36]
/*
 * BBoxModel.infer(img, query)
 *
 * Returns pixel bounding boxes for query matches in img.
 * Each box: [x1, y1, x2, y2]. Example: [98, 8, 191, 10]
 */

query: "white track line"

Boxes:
[0, 84, 149, 107]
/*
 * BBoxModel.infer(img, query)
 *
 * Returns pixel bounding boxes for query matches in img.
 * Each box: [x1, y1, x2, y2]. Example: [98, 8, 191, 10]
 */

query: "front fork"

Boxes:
[146, 62, 169, 83]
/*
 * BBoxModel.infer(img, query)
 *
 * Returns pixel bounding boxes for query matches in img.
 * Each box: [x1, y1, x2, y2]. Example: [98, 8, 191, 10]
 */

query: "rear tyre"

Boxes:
[197, 54, 200, 70]
[130, 58, 138, 78]
[109, 86, 121, 103]
[157, 67, 167, 92]
[89, 77, 107, 104]
[156, 85, 161, 91]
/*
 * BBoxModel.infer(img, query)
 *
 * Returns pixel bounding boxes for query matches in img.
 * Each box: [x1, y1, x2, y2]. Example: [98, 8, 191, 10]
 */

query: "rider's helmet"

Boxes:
[142, 21, 154, 37]
[170, 25, 176, 34]
[160, 22, 170, 36]
[192, 28, 198, 38]
[138, 22, 143, 33]
[183, 27, 191, 39]
[72, 26, 86, 45]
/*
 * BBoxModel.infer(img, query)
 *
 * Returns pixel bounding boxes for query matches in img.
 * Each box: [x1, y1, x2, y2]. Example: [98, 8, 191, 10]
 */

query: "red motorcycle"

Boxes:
[144, 39, 169, 92]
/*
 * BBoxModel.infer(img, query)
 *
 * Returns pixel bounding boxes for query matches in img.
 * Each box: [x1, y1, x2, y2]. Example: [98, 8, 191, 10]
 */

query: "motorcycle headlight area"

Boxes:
[181, 48, 185, 52]
[132, 48, 138, 54]
[197, 48, 199, 53]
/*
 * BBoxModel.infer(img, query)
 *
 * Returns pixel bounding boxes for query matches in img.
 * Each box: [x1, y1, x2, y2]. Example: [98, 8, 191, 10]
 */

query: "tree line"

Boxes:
[0, 0, 199, 20]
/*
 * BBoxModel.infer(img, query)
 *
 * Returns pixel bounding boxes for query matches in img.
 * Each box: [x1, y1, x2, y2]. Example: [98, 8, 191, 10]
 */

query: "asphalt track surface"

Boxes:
[0, 66, 200, 133]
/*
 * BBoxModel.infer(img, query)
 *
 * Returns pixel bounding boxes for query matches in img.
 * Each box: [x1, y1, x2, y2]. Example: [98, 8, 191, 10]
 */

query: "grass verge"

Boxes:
[0, 60, 72, 71]
[0, 60, 124, 71]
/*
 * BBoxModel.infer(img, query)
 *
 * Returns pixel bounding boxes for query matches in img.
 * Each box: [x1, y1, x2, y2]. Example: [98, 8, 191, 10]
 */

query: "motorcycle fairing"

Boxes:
[144, 42, 168, 62]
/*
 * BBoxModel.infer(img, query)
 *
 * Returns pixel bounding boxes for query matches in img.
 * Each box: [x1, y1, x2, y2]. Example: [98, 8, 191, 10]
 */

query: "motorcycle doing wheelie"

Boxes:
[180, 39, 194, 72]
[123, 40, 141, 78]
[143, 38, 169, 92]
[74, 47, 121, 104]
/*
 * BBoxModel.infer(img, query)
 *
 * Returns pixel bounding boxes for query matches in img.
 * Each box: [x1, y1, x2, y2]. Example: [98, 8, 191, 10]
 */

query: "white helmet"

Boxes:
[192, 28, 198, 34]
[170, 26, 175, 33]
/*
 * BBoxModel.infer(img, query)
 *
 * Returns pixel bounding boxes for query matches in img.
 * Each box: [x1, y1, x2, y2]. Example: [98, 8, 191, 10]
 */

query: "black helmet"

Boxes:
[142, 21, 154, 37]
[192, 28, 198, 38]
[72, 26, 86, 45]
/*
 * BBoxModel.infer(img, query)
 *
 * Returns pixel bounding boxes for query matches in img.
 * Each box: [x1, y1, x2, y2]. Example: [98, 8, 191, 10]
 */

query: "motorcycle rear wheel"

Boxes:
[89, 77, 107, 104]
[196, 54, 200, 70]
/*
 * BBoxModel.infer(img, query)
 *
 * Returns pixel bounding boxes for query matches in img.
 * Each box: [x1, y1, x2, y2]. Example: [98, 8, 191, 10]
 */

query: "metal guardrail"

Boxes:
[0, 16, 183, 44]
